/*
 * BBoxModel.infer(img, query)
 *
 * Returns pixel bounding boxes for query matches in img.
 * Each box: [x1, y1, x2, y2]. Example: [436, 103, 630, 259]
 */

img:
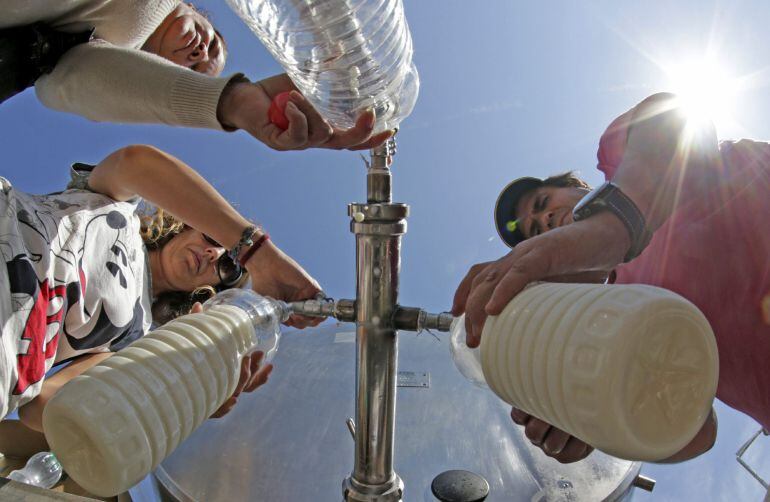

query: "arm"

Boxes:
[457, 93, 721, 346]
[88, 145, 254, 251]
[18, 353, 113, 432]
[36, 40, 231, 129]
[36, 41, 393, 150]
[87, 145, 323, 323]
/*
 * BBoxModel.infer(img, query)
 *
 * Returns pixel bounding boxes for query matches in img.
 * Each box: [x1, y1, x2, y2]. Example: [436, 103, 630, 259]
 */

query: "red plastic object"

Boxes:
[268, 91, 292, 130]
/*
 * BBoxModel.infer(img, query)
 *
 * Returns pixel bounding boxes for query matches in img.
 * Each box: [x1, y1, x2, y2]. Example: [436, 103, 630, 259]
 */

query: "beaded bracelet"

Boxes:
[227, 225, 259, 264]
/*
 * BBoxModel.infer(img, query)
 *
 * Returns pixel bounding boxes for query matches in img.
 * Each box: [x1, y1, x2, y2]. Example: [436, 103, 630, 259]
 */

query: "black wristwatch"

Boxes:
[572, 181, 652, 262]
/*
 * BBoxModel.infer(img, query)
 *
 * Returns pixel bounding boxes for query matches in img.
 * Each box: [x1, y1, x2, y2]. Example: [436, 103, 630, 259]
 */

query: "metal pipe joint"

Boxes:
[289, 299, 453, 333]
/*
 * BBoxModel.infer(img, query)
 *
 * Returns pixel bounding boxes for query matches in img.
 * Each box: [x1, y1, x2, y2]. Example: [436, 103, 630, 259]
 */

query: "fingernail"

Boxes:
[289, 90, 304, 101]
[364, 109, 375, 129]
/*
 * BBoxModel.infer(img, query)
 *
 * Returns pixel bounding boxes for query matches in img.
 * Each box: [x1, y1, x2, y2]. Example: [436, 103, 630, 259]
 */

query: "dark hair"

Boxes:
[151, 289, 213, 325]
[541, 171, 591, 190]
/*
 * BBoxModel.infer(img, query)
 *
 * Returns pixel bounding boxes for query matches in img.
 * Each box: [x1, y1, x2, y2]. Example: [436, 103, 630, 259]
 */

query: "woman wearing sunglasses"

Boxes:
[0, 144, 323, 431]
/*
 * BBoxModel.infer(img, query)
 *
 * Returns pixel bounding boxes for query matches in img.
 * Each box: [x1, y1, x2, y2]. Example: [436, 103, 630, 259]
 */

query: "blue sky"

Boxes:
[2, 0, 770, 499]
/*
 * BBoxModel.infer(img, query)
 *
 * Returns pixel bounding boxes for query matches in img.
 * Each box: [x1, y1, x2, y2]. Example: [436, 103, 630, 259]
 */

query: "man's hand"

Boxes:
[452, 213, 629, 348]
[244, 239, 324, 329]
[217, 74, 395, 151]
[510, 406, 718, 464]
[211, 351, 273, 418]
[510, 408, 594, 463]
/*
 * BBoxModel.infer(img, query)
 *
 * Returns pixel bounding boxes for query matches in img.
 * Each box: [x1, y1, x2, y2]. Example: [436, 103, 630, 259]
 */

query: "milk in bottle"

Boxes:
[451, 282, 718, 461]
[42, 289, 287, 497]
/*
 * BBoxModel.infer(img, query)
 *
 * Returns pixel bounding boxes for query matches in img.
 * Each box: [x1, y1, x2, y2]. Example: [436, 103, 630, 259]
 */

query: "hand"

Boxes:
[244, 240, 325, 329]
[217, 74, 395, 151]
[453, 213, 629, 348]
[210, 351, 273, 418]
[510, 408, 594, 463]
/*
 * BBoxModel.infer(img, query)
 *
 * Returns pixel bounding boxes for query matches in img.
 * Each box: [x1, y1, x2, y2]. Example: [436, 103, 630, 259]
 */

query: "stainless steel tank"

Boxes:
[155, 323, 642, 501]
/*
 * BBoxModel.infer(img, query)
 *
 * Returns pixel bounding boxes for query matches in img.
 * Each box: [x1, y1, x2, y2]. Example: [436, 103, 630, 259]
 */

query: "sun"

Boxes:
[662, 57, 741, 130]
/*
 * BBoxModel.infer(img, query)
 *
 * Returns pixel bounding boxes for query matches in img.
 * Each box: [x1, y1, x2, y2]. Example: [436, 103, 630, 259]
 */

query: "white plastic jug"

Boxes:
[227, 0, 419, 133]
[42, 289, 287, 497]
[451, 282, 719, 461]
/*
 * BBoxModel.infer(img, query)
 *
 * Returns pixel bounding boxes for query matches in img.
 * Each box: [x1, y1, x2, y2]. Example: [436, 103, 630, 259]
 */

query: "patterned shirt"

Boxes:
[0, 164, 151, 418]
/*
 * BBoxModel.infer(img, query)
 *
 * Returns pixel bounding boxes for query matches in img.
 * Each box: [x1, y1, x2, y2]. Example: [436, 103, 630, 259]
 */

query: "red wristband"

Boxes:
[239, 233, 270, 266]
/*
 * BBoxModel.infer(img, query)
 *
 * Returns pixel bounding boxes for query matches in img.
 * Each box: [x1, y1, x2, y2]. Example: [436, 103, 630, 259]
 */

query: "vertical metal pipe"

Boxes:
[353, 231, 400, 484]
[344, 139, 405, 500]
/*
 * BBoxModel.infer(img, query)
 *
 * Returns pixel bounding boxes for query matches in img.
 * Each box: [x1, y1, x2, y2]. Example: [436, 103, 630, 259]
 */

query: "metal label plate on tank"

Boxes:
[398, 371, 429, 388]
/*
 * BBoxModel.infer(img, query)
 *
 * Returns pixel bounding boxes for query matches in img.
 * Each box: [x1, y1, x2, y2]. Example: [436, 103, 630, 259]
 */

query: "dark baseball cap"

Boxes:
[494, 177, 544, 248]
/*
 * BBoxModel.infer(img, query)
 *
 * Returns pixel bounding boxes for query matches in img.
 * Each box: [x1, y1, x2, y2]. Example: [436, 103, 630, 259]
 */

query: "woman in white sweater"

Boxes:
[1, 0, 390, 151]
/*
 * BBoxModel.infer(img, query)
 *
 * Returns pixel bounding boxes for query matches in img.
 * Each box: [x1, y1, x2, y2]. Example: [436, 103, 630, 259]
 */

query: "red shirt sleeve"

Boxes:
[596, 106, 636, 181]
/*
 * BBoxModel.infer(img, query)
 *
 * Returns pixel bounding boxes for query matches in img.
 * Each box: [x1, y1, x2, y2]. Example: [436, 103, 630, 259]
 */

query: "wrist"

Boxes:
[572, 181, 652, 262]
[238, 232, 271, 267]
[217, 75, 251, 130]
[593, 211, 633, 264]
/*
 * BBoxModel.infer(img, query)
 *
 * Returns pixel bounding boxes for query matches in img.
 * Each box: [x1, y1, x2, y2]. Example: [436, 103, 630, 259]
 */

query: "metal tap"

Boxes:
[290, 298, 453, 333]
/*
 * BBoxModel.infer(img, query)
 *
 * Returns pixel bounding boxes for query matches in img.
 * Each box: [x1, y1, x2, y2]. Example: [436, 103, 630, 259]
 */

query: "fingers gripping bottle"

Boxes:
[450, 283, 719, 462]
[228, 0, 420, 133]
[42, 289, 288, 497]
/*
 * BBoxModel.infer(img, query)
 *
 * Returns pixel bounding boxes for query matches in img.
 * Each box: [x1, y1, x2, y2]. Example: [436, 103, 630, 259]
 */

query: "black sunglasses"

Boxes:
[202, 234, 244, 288]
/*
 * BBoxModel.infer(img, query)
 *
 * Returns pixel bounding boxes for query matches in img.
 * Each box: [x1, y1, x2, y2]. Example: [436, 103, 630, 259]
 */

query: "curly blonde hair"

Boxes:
[140, 205, 246, 325]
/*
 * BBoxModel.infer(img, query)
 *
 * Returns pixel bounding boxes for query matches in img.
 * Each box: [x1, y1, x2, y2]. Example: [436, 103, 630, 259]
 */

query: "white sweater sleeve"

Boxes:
[35, 40, 235, 130]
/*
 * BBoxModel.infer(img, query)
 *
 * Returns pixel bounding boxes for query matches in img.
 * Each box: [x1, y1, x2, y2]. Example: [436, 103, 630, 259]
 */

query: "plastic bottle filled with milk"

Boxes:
[450, 282, 719, 462]
[42, 289, 289, 497]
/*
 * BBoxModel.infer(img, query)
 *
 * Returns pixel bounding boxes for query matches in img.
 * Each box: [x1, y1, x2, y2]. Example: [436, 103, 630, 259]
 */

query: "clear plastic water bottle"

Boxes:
[227, 0, 419, 133]
[7, 451, 63, 489]
[43, 290, 290, 497]
[449, 316, 487, 389]
[201, 288, 286, 363]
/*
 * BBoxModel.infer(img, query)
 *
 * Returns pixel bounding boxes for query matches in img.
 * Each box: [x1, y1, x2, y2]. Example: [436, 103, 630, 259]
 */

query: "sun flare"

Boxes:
[662, 57, 741, 130]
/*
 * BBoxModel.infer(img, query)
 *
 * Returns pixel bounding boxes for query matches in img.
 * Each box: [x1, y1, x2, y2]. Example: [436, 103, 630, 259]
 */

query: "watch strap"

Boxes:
[573, 182, 652, 262]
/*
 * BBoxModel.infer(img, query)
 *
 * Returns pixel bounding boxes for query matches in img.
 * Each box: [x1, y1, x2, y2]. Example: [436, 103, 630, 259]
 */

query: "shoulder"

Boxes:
[597, 93, 685, 180]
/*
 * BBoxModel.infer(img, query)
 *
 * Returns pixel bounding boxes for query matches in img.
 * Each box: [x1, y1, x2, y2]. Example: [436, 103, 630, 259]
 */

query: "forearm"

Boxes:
[89, 145, 257, 249]
[517, 211, 630, 279]
[18, 353, 113, 433]
[35, 41, 233, 129]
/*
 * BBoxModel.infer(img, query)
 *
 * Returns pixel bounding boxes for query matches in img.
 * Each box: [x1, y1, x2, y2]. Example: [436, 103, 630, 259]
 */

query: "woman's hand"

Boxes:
[217, 73, 395, 151]
[210, 351, 273, 419]
[510, 408, 594, 463]
[244, 240, 324, 329]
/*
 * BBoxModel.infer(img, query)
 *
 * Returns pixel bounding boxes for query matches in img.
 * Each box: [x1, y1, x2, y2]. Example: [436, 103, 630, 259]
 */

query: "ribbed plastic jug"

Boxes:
[42, 290, 288, 497]
[450, 283, 719, 461]
[227, 0, 419, 133]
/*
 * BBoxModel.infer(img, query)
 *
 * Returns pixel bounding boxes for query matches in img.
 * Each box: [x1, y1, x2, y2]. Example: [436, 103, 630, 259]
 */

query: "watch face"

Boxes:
[573, 182, 612, 220]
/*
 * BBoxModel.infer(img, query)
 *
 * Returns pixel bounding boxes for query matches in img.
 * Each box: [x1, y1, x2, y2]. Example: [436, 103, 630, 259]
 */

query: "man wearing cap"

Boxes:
[452, 92, 770, 463]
